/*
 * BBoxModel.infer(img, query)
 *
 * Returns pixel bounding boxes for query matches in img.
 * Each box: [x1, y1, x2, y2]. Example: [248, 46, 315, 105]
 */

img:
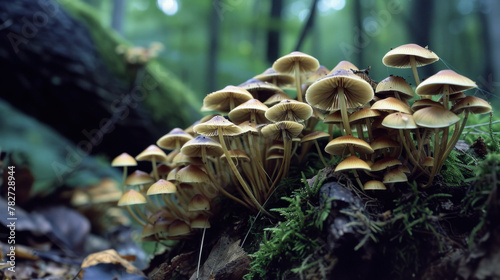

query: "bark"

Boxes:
[266, 0, 283, 64]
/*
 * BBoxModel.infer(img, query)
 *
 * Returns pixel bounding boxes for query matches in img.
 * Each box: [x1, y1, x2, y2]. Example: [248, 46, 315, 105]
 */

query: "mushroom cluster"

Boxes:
[112, 43, 492, 240]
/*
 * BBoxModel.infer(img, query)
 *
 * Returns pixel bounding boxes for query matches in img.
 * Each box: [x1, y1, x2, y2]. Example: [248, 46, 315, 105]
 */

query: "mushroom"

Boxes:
[254, 67, 295, 88]
[118, 189, 149, 226]
[375, 75, 414, 106]
[111, 153, 137, 192]
[203, 85, 253, 113]
[272, 51, 320, 102]
[228, 99, 269, 124]
[136, 145, 168, 182]
[157, 128, 193, 151]
[300, 131, 330, 167]
[238, 78, 286, 102]
[265, 99, 313, 123]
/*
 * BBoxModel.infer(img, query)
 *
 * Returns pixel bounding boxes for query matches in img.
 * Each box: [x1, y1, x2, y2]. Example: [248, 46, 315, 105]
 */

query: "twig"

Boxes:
[464, 120, 500, 129]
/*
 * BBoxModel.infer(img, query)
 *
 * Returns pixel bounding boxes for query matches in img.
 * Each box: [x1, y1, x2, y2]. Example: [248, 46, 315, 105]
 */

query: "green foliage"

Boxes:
[245, 172, 330, 280]
[441, 150, 475, 187]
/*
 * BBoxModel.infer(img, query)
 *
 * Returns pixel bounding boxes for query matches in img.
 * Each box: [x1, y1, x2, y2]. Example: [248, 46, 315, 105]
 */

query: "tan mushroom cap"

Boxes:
[305, 69, 374, 111]
[301, 131, 330, 143]
[268, 141, 285, 152]
[363, 180, 387, 190]
[111, 153, 137, 167]
[220, 149, 251, 162]
[371, 97, 411, 114]
[263, 92, 293, 106]
[265, 99, 313, 122]
[193, 115, 244, 137]
[166, 166, 180, 181]
[168, 220, 191, 237]
[157, 128, 194, 150]
[325, 135, 374, 156]
[452, 96, 492, 114]
[375, 76, 415, 99]
[422, 156, 434, 167]
[411, 99, 443, 112]
[239, 78, 286, 101]
[238, 121, 259, 134]
[266, 153, 284, 161]
[371, 157, 402, 172]
[181, 135, 224, 157]
[370, 136, 400, 151]
[383, 169, 408, 183]
[382, 43, 439, 68]
[272, 51, 320, 73]
[413, 106, 460, 128]
[125, 170, 154, 186]
[228, 99, 269, 124]
[335, 155, 371, 172]
[397, 165, 411, 174]
[304, 65, 330, 84]
[254, 67, 295, 86]
[147, 179, 177, 195]
[202, 85, 253, 113]
[118, 189, 147, 206]
[382, 112, 418, 129]
[175, 165, 210, 184]
[188, 194, 210, 211]
[136, 145, 168, 163]
[261, 121, 304, 140]
[171, 153, 204, 167]
[416, 70, 477, 96]
[330, 60, 359, 73]
[323, 110, 344, 124]
[348, 108, 382, 124]
[190, 214, 211, 229]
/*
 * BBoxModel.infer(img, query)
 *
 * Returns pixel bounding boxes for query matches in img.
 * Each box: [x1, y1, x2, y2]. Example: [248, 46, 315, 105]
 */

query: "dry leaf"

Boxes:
[81, 249, 144, 276]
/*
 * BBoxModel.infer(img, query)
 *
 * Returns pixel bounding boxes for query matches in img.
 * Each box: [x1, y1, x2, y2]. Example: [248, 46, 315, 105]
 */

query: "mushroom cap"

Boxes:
[238, 121, 259, 134]
[383, 169, 408, 183]
[157, 128, 194, 150]
[265, 99, 313, 122]
[168, 220, 191, 237]
[190, 215, 211, 229]
[125, 170, 154, 186]
[413, 106, 460, 128]
[175, 165, 210, 184]
[323, 110, 344, 124]
[254, 67, 295, 86]
[239, 78, 286, 101]
[220, 149, 251, 162]
[263, 91, 293, 106]
[111, 153, 137, 167]
[371, 97, 411, 114]
[411, 99, 443, 112]
[375, 75, 415, 99]
[416, 70, 477, 96]
[266, 153, 284, 161]
[382, 43, 439, 68]
[154, 164, 172, 178]
[348, 108, 382, 124]
[363, 180, 387, 190]
[228, 99, 269, 124]
[371, 157, 402, 172]
[272, 51, 320, 73]
[301, 131, 330, 143]
[268, 141, 285, 152]
[202, 85, 253, 113]
[422, 156, 434, 167]
[193, 115, 244, 137]
[171, 153, 204, 167]
[261, 121, 304, 140]
[325, 135, 374, 156]
[166, 166, 180, 181]
[305, 69, 374, 111]
[335, 155, 371, 172]
[188, 194, 211, 211]
[303, 65, 330, 84]
[147, 179, 177, 195]
[330, 60, 359, 73]
[382, 112, 418, 129]
[452, 96, 492, 114]
[370, 136, 400, 151]
[181, 135, 224, 157]
[136, 145, 168, 162]
[118, 189, 147, 206]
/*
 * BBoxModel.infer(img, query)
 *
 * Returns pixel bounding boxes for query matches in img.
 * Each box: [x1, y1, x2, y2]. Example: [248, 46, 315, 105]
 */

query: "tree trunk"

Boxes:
[482, 0, 500, 100]
[207, 0, 221, 92]
[353, 0, 363, 67]
[294, 0, 319, 52]
[408, 0, 435, 77]
[266, 0, 283, 64]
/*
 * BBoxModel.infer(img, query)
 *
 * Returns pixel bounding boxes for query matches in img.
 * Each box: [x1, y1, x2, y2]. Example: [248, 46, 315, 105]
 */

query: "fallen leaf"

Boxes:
[81, 249, 144, 277]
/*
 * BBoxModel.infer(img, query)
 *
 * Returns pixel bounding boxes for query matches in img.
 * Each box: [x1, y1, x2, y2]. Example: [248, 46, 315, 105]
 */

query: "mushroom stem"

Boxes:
[338, 87, 353, 136]
[314, 140, 328, 167]
[247, 133, 269, 197]
[423, 128, 441, 187]
[440, 111, 469, 170]
[294, 62, 303, 102]
[151, 158, 159, 181]
[217, 128, 269, 215]
[125, 205, 146, 226]
[121, 166, 128, 192]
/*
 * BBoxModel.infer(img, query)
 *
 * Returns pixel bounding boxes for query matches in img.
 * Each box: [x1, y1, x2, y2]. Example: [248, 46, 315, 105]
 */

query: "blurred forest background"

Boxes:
[1, 0, 499, 196]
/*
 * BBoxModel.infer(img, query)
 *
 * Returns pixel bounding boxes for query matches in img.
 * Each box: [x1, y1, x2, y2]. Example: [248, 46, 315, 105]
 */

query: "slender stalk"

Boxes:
[314, 140, 328, 167]
[294, 62, 303, 102]
[338, 87, 352, 136]
[125, 205, 146, 226]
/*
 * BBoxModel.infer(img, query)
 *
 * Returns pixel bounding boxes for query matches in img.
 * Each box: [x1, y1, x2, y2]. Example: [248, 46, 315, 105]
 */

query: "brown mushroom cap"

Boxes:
[383, 169, 408, 183]
[261, 121, 304, 140]
[413, 106, 460, 128]
[335, 155, 371, 172]
[371, 157, 402, 172]
[168, 220, 191, 237]
[416, 70, 477, 96]
[305, 69, 374, 111]
[171, 153, 204, 167]
[272, 51, 320, 73]
[228, 99, 269, 124]
[265, 99, 313, 122]
[422, 156, 434, 167]
[188, 194, 211, 211]
[118, 189, 147, 206]
[382, 112, 418, 129]
[181, 135, 224, 157]
[348, 108, 382, 124]
[300, 131, 330, 143]
[452, 96, 492, 114]
[254, 67, 295, 86]
[382, 43, 439, 68]
[125, 170, 154, 186]
[157, 128, 194, 150]
[330, 60, 359, 73]
[203, 86, 253, 113]
[375, 75, 415, 99]
[175, 165, 210, 184]
[303, 65, 330, 84]
[323, 110, 344, 124]
[190, 214, 211, 229]
[263, 92, 293, 106]
[193, 115, 244, 137]
[371, 97, 411, 114]
[370, 136, 400, 151]
[147, 179, 177, 195]
[324, 135, 374, 156]
[363, 180, 387, 190]
[136, 145, 168, 163]
[239, 78, 286, 101]
[111, 153, 137, 167]
[411, 99, 443, 112]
